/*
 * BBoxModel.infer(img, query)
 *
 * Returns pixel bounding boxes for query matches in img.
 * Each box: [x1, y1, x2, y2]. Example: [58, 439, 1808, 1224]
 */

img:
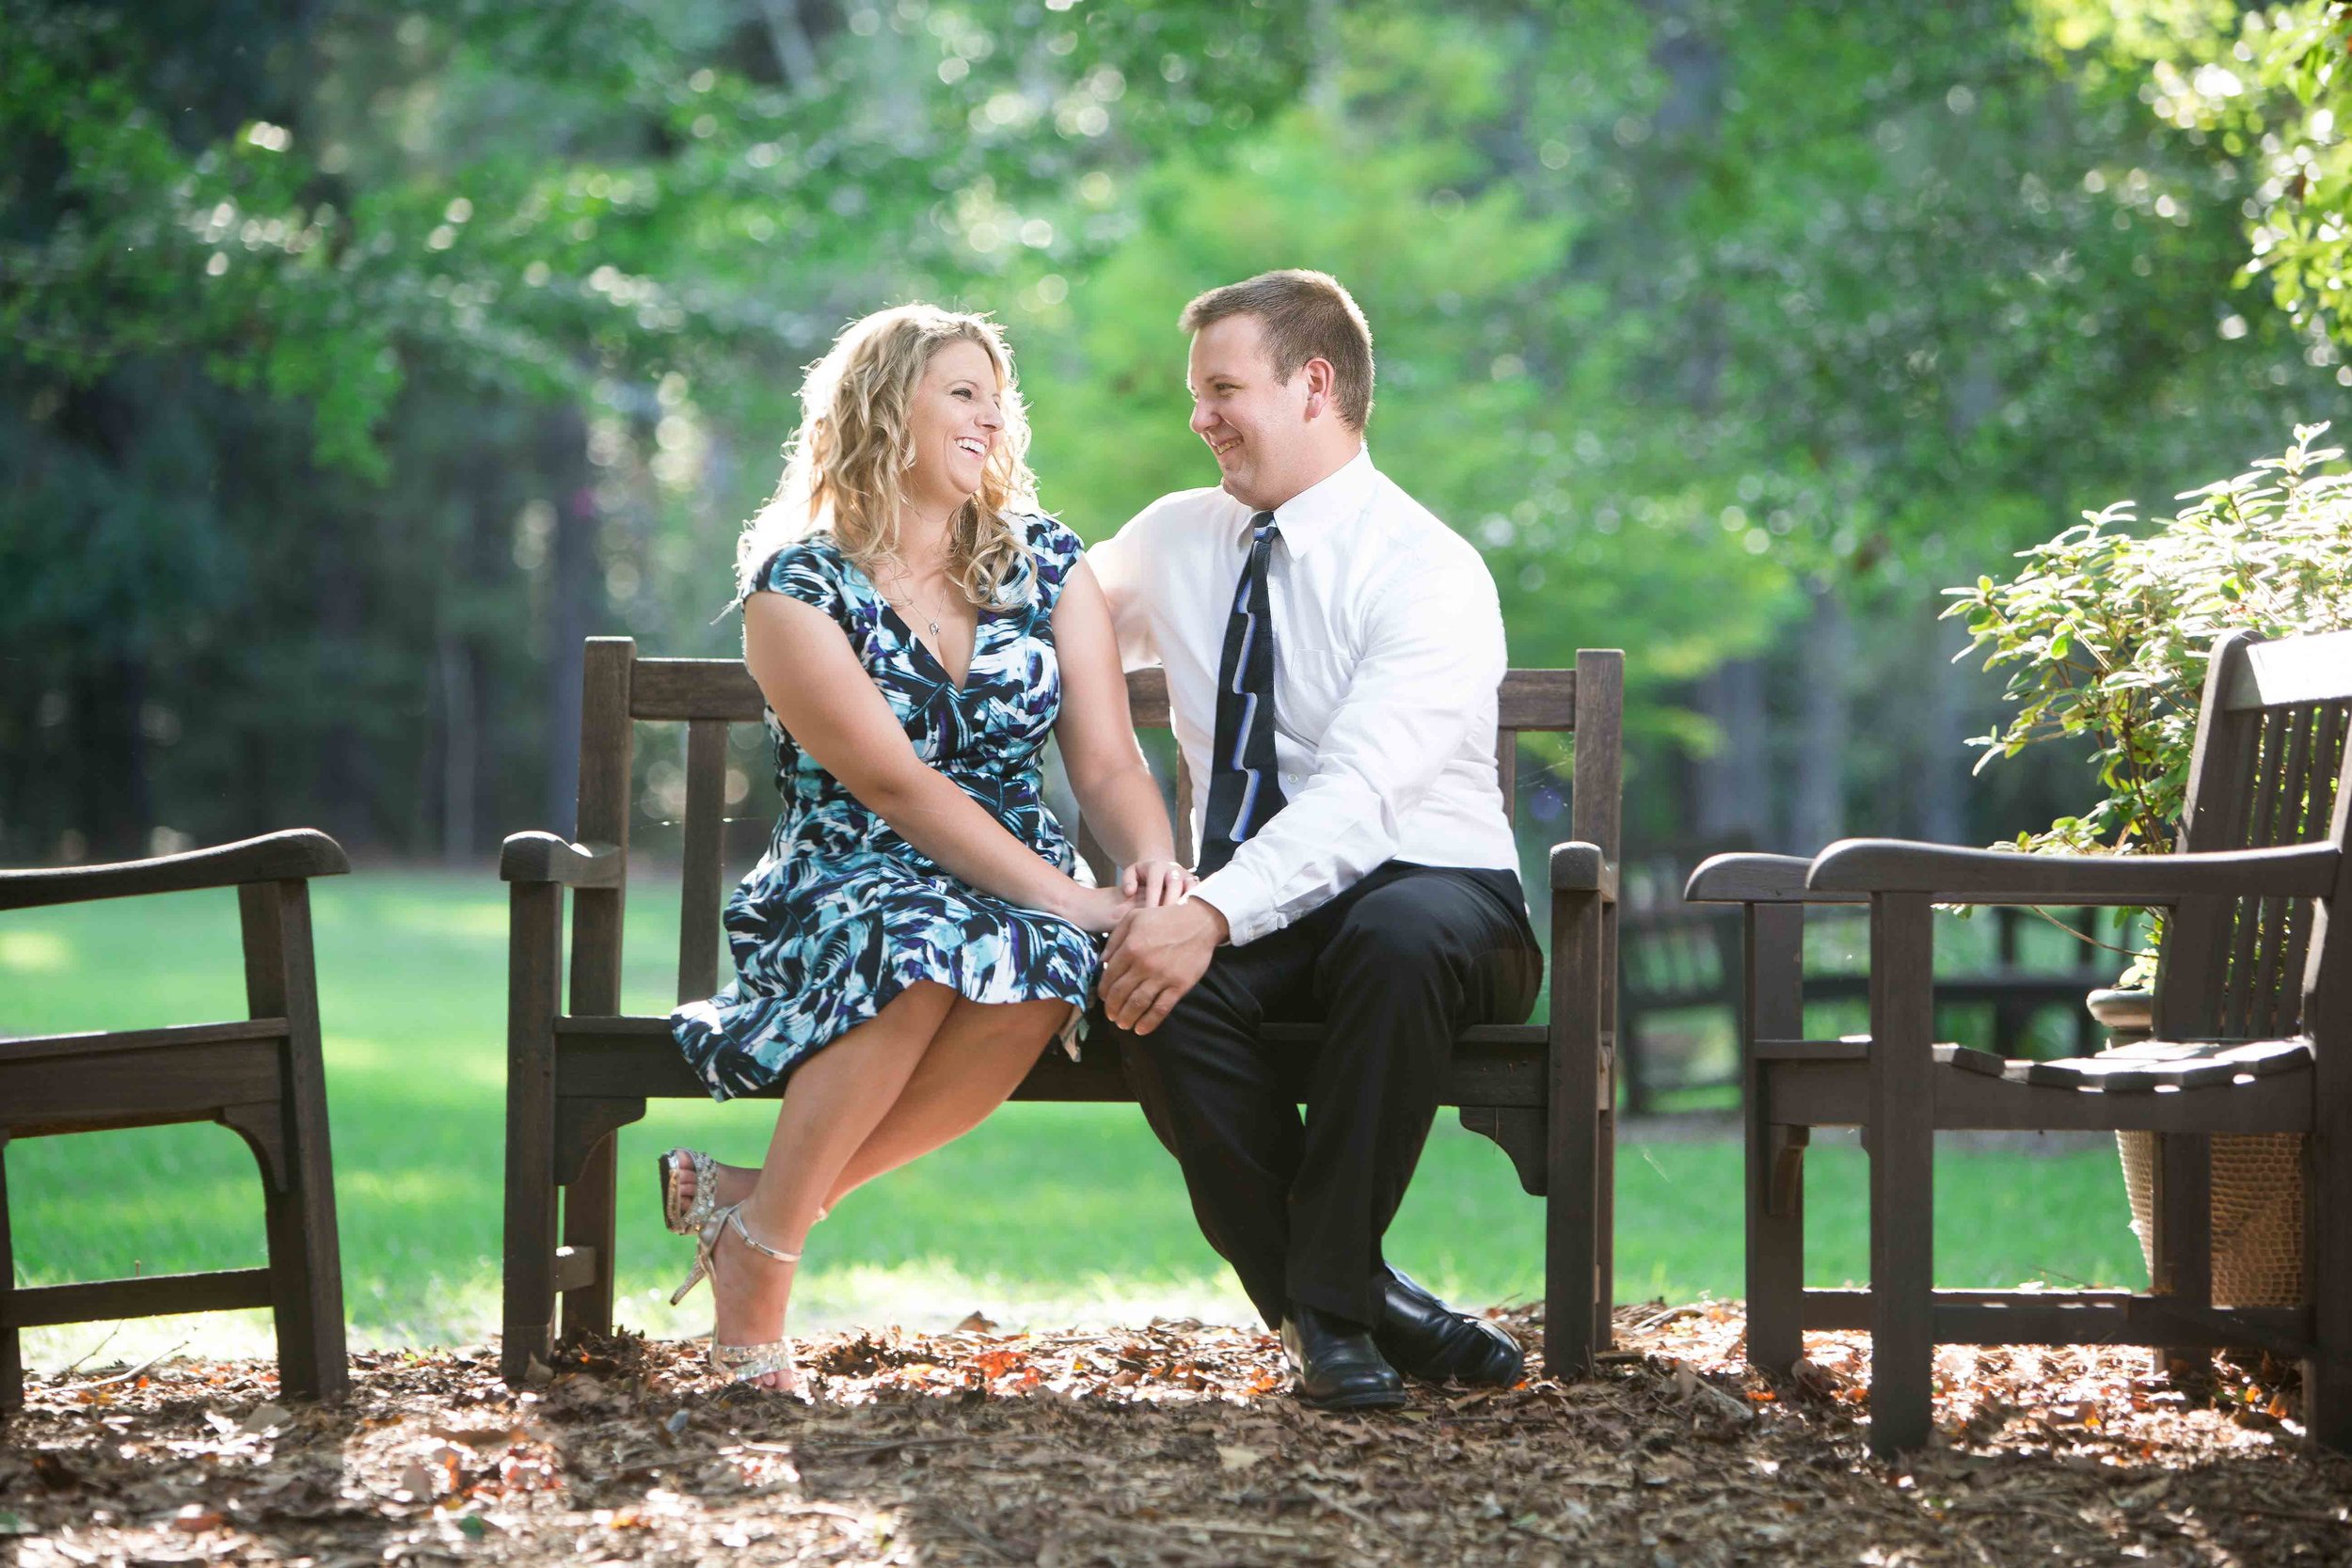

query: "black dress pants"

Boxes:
[1105, 861, 1542, 1331]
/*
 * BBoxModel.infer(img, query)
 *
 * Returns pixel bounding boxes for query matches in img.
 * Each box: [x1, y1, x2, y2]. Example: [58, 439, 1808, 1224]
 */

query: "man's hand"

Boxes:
[1100, 897, 1228, 1035]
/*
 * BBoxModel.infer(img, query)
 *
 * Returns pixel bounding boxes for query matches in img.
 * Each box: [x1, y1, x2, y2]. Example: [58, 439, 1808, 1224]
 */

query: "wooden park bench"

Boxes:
[1688, 627, 2352, 1454]
[501, 638, 1624, 1385]
[0, 831, 352, 1410]
[1619, 845, 2110, 1117]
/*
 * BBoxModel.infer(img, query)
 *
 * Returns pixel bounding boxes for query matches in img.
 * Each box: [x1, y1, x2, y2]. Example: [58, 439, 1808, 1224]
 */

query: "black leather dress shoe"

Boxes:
[1279, 1305, 1407, 1411]
[1373, 1268, 1525, 1386]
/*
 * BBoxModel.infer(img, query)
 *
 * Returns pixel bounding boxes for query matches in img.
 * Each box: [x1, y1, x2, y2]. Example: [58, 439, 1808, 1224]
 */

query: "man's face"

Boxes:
[1186, 313, 1314, 512]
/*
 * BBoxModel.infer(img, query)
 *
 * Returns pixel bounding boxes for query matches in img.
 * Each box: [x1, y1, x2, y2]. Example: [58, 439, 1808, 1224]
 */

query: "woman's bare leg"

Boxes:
[705, 981, 955, 1387]
[821, 995, 1066, 1207]
[675, 997, 1067, 1215]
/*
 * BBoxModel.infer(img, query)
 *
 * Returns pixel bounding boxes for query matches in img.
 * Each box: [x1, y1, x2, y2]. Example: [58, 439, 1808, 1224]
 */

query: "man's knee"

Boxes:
[1107, 979, 1228, 1075]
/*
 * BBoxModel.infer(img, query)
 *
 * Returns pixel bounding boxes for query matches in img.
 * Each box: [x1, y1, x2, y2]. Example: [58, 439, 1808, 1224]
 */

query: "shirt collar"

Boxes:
[1234, 445, 1375, 559]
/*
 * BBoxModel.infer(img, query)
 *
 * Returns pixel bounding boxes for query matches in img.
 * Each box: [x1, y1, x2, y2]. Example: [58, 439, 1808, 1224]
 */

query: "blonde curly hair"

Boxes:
[738, 304, 1041, 607]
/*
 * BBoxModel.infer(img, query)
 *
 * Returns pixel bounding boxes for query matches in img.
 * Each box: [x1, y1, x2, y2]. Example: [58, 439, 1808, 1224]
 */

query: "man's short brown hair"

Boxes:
[1180, 270, 1375, 430]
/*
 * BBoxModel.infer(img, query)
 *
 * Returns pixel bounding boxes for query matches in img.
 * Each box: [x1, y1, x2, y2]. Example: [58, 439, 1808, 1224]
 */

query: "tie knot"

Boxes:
[1251, 511, 1279, 542]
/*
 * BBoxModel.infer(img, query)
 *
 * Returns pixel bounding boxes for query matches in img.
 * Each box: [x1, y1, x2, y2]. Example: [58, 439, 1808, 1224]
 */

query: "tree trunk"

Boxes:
[541, 405, 596, 836]
[1693, 657, 1769, 845]
[1790, 583, 1851, 852]
[438, 631, 477, 864]
[1915, 616, 1969, 844]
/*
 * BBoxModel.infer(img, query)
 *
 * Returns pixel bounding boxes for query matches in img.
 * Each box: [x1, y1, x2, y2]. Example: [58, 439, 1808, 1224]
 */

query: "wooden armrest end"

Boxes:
[500, 832, 625, 889]
[0, 830, 348, 912]
[1683, 852, 1857, 905]
[1549, 842, 1618, 901]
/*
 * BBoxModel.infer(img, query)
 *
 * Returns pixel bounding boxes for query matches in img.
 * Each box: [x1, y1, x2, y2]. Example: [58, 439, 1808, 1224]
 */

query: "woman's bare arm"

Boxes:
[746, 592, 1128, 931]
[1050, 561, 1190, 908]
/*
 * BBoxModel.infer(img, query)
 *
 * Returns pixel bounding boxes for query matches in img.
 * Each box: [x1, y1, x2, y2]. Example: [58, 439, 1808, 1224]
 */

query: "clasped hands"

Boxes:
[1067, 858, 1228, 1037]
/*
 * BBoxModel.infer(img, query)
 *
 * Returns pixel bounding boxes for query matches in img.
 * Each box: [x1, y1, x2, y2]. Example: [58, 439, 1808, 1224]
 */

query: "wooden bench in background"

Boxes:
[0, 831, 352, 1411]
[501, 638, 1624, 1384]
[1689, 627, 2352, 1455]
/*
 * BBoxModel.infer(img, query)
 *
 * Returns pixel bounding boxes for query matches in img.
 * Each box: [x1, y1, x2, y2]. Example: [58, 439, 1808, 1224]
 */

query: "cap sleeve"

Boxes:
[742, 540, 849, 626]
[1022, 513, 1086, 612]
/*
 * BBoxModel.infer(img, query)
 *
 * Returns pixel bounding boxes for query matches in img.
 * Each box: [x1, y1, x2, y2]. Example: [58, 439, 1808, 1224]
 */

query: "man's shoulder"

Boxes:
[1365, 473, 1494, 583]
[1135, 483, 1239, 531]
[1109, 483, 1243, 559]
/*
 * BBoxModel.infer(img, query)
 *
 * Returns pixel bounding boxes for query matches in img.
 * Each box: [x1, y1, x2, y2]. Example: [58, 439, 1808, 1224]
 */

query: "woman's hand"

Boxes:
[1061, 881, 1136, 934]
[1120, 858, 1199, 909]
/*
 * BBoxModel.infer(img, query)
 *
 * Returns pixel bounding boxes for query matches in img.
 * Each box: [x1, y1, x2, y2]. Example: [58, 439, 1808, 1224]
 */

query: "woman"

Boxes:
[664, 304, 1189, 1389]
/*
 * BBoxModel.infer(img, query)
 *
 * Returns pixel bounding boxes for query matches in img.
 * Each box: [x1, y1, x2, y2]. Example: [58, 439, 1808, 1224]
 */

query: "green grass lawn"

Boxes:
[0, 869, 2147, 1370]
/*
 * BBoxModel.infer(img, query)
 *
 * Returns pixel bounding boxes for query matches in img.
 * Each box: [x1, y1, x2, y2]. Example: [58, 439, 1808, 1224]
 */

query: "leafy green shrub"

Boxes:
[1944, 423, 2352, 981]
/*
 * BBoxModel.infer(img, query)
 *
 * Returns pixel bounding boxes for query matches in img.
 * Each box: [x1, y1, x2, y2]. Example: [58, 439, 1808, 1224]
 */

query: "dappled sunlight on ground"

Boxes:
[9, 1305, 2350, 1565]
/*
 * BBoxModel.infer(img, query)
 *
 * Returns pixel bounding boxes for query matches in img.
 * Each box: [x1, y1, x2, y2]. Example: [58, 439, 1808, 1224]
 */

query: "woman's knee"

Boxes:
[937, 994, 1067, 1053]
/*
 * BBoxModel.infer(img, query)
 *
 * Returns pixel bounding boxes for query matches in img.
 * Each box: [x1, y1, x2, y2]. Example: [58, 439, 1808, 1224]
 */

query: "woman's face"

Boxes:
[903, 337, 1005, 519]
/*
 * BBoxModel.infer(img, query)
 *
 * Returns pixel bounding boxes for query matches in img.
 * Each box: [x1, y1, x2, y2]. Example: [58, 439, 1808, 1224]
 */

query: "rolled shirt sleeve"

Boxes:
[1191, 548, 1507, 947]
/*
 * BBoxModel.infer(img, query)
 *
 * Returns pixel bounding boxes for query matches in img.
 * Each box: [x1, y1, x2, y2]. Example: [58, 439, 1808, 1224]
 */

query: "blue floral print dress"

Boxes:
[670, 513, 1100, 1101]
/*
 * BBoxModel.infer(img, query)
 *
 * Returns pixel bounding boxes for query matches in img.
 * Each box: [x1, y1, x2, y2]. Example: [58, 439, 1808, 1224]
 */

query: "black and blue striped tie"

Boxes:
[1198, 513, 1287, 876]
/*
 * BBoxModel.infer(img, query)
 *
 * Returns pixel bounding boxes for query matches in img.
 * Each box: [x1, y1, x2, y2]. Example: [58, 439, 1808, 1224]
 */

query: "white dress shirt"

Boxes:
[1088, 446, 1519, 946]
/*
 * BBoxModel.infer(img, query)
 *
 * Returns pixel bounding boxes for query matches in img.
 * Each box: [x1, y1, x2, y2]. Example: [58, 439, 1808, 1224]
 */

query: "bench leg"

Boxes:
[1, 1142, 20, 1415]
[559, 1134, 620, 1345]
[1543, 890, 1606, 1377]
[2152, 1132, 2214, 1378]
[502, 882, 563, 1386]
[1593, 1042, 1615, 1357]
[1747, 1119, 1807, 1376]
[262, 1089, 349, 1402]
[2307, 1060, 2352, 1450]
[1743, 904, 1806, 1373]
[1866, 894, 1935, 1457]
[241, 880, 348, 1403]
[1593, 904, 1617, 1355]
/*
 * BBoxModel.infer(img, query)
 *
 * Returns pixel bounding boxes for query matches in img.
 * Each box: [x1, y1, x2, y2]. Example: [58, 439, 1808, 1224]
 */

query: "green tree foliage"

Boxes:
[1945, 423, 2352, 978]
[2028, 0, 2352, 354]
[2, 0, 2342, 864]
[0, 0, 1309, 858]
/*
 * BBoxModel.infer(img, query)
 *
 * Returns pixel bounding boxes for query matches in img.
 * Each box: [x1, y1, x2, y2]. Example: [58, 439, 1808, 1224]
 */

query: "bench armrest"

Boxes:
[1684, 851, 1864, 906]
[0, 830, 348, 912]
[1805, 838, 2342, 904]
[501, 832, 626, 889]
[1549, 842, 1618, 901]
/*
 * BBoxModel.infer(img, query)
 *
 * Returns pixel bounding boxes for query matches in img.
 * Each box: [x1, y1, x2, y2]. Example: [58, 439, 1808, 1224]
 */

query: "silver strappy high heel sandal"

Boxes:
[671, 1200, 802, 1387]
[657, 1148, 722, 1237]
[659, 1149, 825, 1239]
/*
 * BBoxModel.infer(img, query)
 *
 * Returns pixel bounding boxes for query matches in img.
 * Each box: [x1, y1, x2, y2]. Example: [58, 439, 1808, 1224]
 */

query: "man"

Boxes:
[1089, 270, 1543, 1411]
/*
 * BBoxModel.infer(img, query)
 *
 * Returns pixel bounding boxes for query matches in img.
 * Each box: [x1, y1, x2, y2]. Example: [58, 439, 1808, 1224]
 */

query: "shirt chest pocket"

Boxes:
[1273, 640, 1351, 737]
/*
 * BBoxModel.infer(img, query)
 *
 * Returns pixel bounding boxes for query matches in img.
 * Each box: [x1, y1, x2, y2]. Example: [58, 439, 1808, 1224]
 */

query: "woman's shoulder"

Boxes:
[1016, 511, 1088, 575]
[745, 533, 857, 609]
[1011, 511, 1085, 603]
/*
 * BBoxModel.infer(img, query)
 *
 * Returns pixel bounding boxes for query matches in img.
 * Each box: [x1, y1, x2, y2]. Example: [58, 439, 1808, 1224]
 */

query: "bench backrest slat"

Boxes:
[676, 720, 728, 1005]
[2162, 630, 2352, 1043]
[624, 657, 1582, 731]
[570, 641, 635, 1018]
[574, 639, 1615, 1009]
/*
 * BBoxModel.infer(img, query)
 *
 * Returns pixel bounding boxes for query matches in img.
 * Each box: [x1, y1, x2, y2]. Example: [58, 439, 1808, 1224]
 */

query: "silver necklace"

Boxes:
[882, 579, 946, 642]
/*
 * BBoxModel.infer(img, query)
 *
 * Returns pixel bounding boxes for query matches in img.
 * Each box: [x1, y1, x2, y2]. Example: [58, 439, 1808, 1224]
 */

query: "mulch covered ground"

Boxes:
[6, 1304, 2350, 1565]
